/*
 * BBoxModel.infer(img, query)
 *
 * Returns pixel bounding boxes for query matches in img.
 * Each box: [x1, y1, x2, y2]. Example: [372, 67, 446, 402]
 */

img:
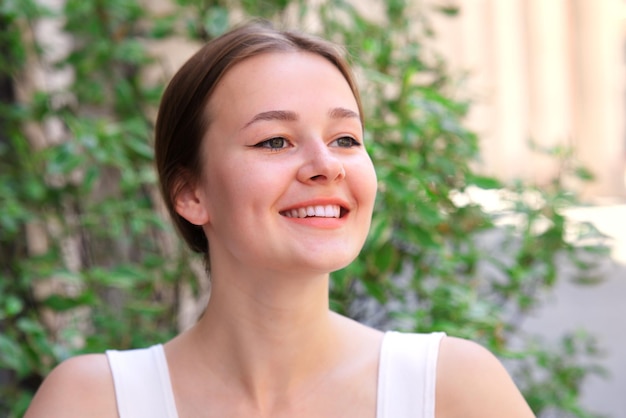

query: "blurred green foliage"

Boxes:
[0, 0, 609, 417]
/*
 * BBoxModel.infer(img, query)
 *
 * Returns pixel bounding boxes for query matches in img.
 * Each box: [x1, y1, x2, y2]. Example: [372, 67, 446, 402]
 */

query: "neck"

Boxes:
[189, 265, 341, 405]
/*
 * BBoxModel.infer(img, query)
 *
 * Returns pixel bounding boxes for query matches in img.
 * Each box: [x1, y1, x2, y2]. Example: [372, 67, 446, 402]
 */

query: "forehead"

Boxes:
[206, 51, 359, 119]
[221, 50, 348, 86]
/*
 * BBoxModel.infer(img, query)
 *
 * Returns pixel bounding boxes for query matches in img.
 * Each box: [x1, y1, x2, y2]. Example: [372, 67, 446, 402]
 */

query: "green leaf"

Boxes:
[0, 334, 28, 376]
[203, 6, 229, 38]
[42, 291, 96, 312]
[2, 296, 24, 318]
[467, 175, 502, 190]
[150, 15, 177, 39]
[574, 166, 595, 182]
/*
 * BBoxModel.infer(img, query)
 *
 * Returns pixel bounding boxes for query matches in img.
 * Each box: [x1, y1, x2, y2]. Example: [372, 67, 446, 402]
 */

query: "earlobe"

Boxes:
[173, 181, 210, 226]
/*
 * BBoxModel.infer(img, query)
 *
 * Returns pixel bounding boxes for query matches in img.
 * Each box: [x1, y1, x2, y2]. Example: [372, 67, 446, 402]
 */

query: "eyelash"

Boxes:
[332, 136, 361, 148]
[254, 137, 290, 151]
[254, 136, 361, 151]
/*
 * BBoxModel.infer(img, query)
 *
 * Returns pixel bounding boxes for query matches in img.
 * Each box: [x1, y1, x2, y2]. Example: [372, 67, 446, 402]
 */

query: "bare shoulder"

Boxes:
[24, 353, 118, 418]
[435, 337, 535, 418]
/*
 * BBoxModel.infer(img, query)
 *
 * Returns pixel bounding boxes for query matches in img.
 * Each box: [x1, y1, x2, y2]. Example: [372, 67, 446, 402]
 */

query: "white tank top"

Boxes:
[106, 331, 445, 418]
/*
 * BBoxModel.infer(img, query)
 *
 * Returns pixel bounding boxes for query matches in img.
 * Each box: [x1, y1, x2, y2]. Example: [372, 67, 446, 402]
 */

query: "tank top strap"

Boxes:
[376, 331, 446, 418]
[106, 344, 178, 418]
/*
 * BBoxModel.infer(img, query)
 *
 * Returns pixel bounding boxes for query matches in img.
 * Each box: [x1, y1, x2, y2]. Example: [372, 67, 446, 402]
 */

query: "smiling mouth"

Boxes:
[280, 204, 347, 219]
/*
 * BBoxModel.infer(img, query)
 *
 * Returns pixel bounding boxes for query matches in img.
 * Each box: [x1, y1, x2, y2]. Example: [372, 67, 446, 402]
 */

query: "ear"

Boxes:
[173, 178, 210, 226]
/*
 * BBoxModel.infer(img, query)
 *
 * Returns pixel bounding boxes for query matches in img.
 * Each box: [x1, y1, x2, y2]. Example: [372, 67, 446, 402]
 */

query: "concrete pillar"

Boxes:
[525, 0, 573, 185]
[456, 0, 497, 172]
[487, 0, 531, 180]
[571, 0, 625, 199]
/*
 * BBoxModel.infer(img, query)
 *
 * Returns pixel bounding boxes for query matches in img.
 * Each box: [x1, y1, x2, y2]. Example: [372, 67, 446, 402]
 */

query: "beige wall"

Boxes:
[430, 0, 626, 200]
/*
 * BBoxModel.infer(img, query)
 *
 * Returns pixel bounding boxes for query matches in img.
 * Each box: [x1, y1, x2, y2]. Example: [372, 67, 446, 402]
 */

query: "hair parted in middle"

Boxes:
[154, 20, 365, 262]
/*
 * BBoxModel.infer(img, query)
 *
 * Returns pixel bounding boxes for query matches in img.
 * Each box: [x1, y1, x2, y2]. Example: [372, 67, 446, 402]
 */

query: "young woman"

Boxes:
[25, 21, 535, 418]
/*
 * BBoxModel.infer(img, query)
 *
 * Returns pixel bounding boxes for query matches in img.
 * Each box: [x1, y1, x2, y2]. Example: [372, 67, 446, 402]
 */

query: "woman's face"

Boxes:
[190, 51, 377, 276]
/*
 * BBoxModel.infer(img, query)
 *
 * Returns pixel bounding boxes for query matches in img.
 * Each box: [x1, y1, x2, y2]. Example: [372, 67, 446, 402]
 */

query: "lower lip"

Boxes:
[283, 216, 346, 229]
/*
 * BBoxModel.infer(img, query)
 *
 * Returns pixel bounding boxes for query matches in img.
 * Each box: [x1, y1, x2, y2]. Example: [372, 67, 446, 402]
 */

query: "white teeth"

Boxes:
[283, 205, 341, 218]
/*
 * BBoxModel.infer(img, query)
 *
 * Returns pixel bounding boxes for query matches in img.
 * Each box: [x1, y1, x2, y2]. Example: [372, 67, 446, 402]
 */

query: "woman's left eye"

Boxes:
[332, 136, 361, 148]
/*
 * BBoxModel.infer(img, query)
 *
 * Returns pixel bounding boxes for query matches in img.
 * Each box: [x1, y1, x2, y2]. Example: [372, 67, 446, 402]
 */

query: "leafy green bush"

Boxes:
[0, 0, 608, 417]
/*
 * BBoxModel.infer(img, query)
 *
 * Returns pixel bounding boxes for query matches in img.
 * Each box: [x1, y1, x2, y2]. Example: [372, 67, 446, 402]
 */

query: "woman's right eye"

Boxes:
[255, 137, 288, 150]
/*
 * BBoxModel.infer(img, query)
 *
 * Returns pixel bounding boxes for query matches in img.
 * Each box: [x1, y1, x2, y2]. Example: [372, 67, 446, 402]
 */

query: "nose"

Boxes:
[296, 143, 346, 184]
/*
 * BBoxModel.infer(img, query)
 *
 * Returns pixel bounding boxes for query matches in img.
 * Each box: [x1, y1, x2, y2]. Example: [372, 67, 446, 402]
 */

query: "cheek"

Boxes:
[355, 159, 378, 209]
[206, 158, 275, 212]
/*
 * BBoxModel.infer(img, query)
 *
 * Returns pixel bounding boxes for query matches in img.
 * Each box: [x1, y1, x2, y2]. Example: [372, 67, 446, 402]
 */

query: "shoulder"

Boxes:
[24, 353, 118, 418]
[435, 336, 535, 418]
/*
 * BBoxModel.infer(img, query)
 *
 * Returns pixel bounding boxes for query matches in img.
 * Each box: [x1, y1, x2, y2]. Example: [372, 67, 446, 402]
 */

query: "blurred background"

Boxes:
[1, 0, 625, 417]
[431, 3, 626, 415]
[432, 0, 625, 199]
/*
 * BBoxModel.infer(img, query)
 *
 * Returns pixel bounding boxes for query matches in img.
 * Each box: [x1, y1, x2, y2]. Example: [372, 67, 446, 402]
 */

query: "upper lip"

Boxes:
[279, 198, 350, 218]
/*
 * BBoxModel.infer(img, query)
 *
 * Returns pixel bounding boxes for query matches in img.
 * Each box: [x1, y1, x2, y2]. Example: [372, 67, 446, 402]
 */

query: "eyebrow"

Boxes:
[328, 107, 360, 120]
[242, 107, 360, 129]
[243, 110, 298, 129]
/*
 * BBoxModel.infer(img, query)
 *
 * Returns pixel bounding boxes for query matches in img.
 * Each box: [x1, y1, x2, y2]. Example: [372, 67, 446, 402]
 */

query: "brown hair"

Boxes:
[154, 20, 364, 256]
